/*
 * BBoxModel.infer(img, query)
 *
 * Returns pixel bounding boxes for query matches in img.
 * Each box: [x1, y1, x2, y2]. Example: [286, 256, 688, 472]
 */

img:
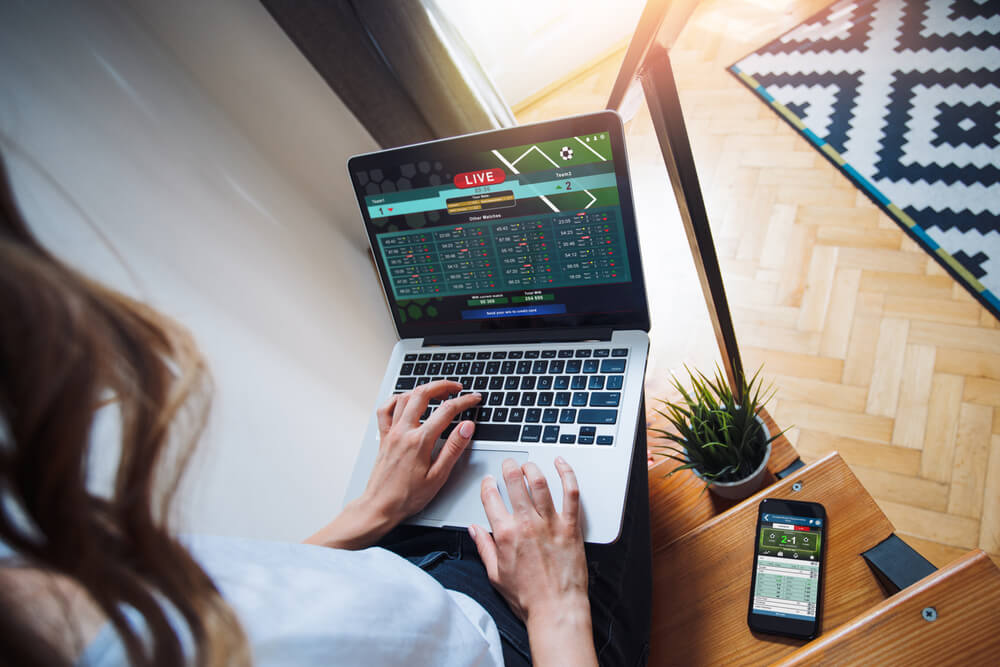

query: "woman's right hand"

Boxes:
[468, 457, 598, 666]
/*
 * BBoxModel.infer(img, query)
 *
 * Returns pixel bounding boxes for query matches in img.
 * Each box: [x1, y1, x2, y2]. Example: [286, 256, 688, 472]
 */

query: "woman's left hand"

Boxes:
[306, 380, 481, 550]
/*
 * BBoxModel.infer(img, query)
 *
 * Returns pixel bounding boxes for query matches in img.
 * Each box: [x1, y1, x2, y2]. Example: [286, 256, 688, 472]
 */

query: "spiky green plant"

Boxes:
[651, 365, 784, 489]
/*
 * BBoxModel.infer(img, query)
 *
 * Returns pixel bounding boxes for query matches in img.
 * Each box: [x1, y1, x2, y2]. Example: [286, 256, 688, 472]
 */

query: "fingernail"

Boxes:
[556, 456, 566, 465]
[468, 525, 476, 539]
[459, 421, 475, 438]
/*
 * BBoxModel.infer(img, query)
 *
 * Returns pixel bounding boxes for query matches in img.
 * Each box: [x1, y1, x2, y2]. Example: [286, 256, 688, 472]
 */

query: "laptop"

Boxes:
[345, 110, 649, 544]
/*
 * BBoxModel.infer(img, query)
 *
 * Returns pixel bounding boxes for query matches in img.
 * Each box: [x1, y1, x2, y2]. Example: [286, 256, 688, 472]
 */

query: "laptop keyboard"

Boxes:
[392, 346, 629, 445]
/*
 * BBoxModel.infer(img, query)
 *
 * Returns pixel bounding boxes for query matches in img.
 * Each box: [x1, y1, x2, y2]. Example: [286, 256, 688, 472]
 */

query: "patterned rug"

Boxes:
[730, 0, 1000, 320]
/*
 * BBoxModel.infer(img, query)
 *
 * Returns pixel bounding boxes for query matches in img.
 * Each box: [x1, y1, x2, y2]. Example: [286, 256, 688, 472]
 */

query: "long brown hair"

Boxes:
[0, 159, 248, 665]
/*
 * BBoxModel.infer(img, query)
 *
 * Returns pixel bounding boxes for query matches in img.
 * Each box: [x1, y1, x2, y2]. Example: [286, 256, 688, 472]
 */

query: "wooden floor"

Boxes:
[515, 0, 1000, 567]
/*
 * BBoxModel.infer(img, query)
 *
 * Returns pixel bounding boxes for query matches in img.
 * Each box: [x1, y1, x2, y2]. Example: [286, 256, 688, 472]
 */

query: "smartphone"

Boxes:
[747, 498, 826, 639]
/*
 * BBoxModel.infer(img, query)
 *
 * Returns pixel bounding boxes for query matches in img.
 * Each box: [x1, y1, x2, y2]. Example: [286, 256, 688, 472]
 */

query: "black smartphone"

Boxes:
[747, 498, 826, 640]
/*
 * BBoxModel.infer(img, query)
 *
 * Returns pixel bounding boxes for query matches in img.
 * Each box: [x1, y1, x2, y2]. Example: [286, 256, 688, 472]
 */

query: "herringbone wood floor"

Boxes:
[515, 0, 1000, 567]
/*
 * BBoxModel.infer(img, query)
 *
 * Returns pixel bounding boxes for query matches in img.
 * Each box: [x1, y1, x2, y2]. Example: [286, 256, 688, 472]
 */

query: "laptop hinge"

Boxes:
[424, 327, 614, 347]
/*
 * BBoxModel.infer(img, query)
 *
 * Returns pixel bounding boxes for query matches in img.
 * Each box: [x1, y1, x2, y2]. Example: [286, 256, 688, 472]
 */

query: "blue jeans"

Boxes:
[378, 417, 652, 666]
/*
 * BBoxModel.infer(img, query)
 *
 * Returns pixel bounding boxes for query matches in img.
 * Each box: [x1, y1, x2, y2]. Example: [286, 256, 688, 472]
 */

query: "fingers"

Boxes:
[480, 474, 510, 526]
[377, 394, 398, 438]
[421, 392, 481, 438]
[520, 462, 556, 520]
[400, 380, 463, 425]
[502, 458, 534, 515]
[428, 420, 476, 483]
[392, 393, 409, 425]
[468, 524, 499, 582]
[554, 456, 580, 525]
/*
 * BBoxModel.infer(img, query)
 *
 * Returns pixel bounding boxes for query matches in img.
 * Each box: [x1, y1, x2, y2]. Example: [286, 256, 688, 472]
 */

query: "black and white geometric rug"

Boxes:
[730, 0, 1000, 320]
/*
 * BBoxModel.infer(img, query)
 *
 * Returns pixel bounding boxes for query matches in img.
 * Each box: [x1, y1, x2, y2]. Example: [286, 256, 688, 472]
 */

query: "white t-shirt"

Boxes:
[80, 536, 504, 666]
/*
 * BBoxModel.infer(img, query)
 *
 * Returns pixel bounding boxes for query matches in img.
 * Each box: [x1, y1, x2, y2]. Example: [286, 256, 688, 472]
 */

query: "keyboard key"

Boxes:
[428, 362, 442, 374]
[593, 349, 610, 358]
[488, 392, 503, 406]
[492, 351, 507, 359]
[504, 377, 520, 390]
[477, 351, 492, 360]
[462, 352, 476, 360]
[474, 377, 489, 390]
[474, 423, 520, 441]
[583, 360, 600, 373]
[559, 434, 576, 444]
[542, 408, 559, 423]
[493, 408, 508, 421]
[442, 362, 456, 374]
[590, 392, 621, 407]
[416, 377, 430, 386]
[596, 436, 614, 446]
[588, 375, 605, 390]
[600, 359, 626, 373]
[414, 363, 428, 375]
[395, 377, 416, 390]
[559, 409, 577, 424]
[580, 427, 596, 437]
[516, 361, 532, 375]
[532, 360, 548, 374]
[537, 392, 554, 406]
[478, 408, 492, 422]
[612, 348, 628, 357]
[537, 376, 553, 390]
[578, 435, 595, 445]
[509, 408, 525, 423]
[418, 353, 432, 361]
[501, 361, 516, 375]
[607, 375, 624, 390]
[541, 350, 557, 358]
[400, 363, 414, 376]
[571, 376, 587, 390]
[518, 376, 535, 391]
[404, 354, 417, 361]
[554, 392, 571, 406]
[489, 377, 504, 391]
[447, 352, 461, 361]
[521, 425, 541, 442]
[566, 360, 582, 373]
[456, 362, 470, 374]
[557, 349, 574, 358]
[504, 392, 520, 406]
[572, 392, 588, 407]
[525, 350, 540, 359]
[433, 353, 446, 361]
[459, 377, 473, 390]
[508, 350, 524, 359]
[521, 392, 537, 406]
[554, 376, 570, 390]
[471, 362, 485, 374]
[461, 408, 475, 420]
[548, 360, 565, 374]
[542, 426, 560, 443]
[575, 349, 592, 358]
[526, 408, 542, 423]
[578, 409, 618, 425]
[486, 361, 501, 374]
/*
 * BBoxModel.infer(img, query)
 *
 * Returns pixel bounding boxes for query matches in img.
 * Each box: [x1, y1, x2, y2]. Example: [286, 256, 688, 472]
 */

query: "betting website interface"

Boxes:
[752, 512, 823, 621]
[353, 130, 637, 329]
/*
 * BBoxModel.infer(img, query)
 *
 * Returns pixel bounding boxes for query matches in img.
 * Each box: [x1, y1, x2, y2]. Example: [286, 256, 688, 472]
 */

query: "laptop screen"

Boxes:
[348, 111, 649, 338]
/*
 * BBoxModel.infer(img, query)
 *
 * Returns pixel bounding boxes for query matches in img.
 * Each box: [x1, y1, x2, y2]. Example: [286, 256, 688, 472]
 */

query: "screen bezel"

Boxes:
[747, 498, 827, 640]
[347, 110, 650, 339]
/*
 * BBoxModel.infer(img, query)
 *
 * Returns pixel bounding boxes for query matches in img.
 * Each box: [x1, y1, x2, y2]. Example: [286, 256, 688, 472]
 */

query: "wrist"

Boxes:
[525, 592, 592, 631]
[305, 497, 397, 550]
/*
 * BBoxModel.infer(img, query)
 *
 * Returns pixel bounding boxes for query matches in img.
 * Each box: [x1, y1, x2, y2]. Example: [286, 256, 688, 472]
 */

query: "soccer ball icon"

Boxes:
[560, 146, 574, 160]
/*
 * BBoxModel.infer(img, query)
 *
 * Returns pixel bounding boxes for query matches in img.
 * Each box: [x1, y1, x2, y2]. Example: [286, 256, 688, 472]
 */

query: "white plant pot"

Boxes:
[692, 415, 772, 501]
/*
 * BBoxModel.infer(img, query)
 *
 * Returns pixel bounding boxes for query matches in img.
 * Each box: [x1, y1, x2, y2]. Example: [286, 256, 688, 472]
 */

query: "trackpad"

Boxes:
[418, 449, 528, 523]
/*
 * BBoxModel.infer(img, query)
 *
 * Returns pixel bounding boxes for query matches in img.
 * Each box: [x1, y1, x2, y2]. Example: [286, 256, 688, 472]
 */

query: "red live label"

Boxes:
[454, 168, 505, 189]
[793, 525, 811, 531]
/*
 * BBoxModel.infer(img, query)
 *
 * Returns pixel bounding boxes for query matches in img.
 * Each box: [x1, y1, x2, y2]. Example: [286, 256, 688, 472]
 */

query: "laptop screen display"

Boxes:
[348, 112, 648, 338]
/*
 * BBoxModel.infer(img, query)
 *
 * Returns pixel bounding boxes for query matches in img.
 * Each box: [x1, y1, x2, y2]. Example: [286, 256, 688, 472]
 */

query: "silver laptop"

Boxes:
[345, 111, 649, 543]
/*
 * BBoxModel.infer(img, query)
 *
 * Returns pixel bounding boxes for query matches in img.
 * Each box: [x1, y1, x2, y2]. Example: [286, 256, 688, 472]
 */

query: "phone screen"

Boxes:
[751, 511, 823, 621]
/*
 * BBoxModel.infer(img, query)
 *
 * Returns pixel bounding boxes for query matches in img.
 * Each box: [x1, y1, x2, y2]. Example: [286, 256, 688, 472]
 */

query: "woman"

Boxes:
[0, 161, 650, 666]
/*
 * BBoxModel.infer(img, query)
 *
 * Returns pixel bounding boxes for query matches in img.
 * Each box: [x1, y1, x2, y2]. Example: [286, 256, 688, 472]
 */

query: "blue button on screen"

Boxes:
[461, 304, 567, 320]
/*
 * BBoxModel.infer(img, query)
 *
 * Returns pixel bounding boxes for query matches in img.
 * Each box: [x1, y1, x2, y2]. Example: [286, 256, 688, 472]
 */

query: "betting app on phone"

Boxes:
[751, 512, 823, 621]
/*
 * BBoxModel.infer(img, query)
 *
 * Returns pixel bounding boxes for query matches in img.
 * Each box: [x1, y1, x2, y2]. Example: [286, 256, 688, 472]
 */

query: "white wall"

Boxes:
[0, 0, 393, 541]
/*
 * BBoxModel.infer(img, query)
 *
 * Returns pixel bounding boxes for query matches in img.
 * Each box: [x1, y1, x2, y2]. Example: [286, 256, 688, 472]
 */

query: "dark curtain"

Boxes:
[260, 0, 516, 148]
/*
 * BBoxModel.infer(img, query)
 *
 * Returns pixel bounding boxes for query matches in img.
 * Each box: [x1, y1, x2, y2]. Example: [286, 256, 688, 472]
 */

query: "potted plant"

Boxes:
[651, 366, 784, 500]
